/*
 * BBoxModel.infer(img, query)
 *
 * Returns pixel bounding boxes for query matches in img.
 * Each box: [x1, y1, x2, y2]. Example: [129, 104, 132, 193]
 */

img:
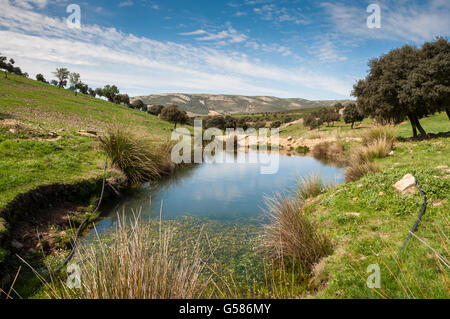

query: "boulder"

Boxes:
[393, 174, 417, 194]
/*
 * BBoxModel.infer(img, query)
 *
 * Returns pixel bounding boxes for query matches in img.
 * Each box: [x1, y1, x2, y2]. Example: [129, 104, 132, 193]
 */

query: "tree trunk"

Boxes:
[408, 114, 418, 138]
[351, 122, 354, 129]
[415, 117, 427, 136]
[446, 107, 450, 120]
[174, 122, 177, 130]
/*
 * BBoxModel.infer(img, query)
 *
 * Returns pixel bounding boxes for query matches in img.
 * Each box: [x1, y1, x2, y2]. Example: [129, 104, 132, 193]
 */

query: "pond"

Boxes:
[80, 151, 344, 292]
[90, 151, 344, 235]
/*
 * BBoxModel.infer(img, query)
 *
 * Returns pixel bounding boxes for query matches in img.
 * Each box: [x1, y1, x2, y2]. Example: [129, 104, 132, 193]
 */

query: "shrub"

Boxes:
[271, 121, 281, 129]
[304, 114, 323, 130]
[40, 214, 209, 299]
[131, 99, 145, 109]
[362, 126, 396, 146]
[261, 196, 332, 272]
[345, 162, 379, 182]
[99, 129, 168, 184]
[295, 145, 310, 155]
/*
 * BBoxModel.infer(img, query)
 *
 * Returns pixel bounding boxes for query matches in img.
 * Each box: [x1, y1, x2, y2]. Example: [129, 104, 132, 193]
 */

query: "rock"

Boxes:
[11, 240, 24, 250]
[8, 128, 17, 134]
[393, 174, 417, 194]
[287, 136, 293, 141]
[389, 151, 394, 156]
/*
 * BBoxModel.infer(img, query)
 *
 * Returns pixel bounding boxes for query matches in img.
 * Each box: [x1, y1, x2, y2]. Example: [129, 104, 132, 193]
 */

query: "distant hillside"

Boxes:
[133, 93, 351, 116]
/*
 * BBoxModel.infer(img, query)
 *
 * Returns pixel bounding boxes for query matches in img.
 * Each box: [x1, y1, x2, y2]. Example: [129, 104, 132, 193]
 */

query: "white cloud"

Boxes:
[309, 40, 347, 62]
[11, 0, 47, 9]
[179, 25, 247, 45]
[253, 3, 310, 25]
[0, 0, 352, 98]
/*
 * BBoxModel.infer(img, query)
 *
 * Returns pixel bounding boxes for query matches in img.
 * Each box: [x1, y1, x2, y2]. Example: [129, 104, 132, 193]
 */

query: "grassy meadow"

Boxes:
[0, 74, 174, 210]
[0, 73, 449, 299]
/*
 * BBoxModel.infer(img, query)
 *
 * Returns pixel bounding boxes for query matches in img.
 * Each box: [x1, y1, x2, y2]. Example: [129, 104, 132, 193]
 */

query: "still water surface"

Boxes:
[90, 152, 344, 235]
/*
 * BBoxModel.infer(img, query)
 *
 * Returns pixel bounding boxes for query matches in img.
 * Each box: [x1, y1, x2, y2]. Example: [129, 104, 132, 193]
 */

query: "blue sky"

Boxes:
[0, 0, 449, 99]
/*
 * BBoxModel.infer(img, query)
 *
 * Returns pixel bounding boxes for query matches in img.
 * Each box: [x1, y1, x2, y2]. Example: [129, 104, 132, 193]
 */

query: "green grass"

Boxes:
[306, 137, 450, 298]
[396, 112, 450, 138]
[0, 74, 175, 210]
[275, 112, 449, 298]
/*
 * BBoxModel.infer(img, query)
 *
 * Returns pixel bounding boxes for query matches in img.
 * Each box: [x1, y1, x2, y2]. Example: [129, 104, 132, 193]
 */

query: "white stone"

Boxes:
[393, 174, 417, 194]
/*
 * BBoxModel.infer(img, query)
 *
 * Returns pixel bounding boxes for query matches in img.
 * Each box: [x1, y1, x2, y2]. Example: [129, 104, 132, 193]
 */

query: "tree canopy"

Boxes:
[148, 104, 164, 116]
[36, 74, 47, 83]
[102, 85, 120, 103]
[52, 68, 70, 88]
[343, 103, 364, 129]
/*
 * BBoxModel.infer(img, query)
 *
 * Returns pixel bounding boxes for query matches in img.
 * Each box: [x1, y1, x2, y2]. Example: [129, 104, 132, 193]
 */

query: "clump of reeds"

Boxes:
[351, 137, 393, 163]
[311, 141, 347, 165]
[260, 196, 332, 272]
[99, 128, 173, 184]
[297, 174, 334, 200]
[39, 213, 209, 299]
[344, 127, 395, 183]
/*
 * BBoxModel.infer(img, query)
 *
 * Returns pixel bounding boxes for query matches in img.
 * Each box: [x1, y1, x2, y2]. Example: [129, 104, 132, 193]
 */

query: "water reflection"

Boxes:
[93, 152, 344, 236]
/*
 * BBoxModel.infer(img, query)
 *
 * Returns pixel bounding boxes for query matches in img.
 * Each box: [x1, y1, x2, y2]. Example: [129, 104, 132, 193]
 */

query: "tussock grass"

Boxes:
[99, 128, 174, 184]
[260, 196, 332, 272]
[38, 214, 210, 299]
[362, 126, 396, 146]
[345, 128, 395, 182]
[296, 174, 334, 200]
[345, 162, 379, 183]
[311, 141, 347, 164]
